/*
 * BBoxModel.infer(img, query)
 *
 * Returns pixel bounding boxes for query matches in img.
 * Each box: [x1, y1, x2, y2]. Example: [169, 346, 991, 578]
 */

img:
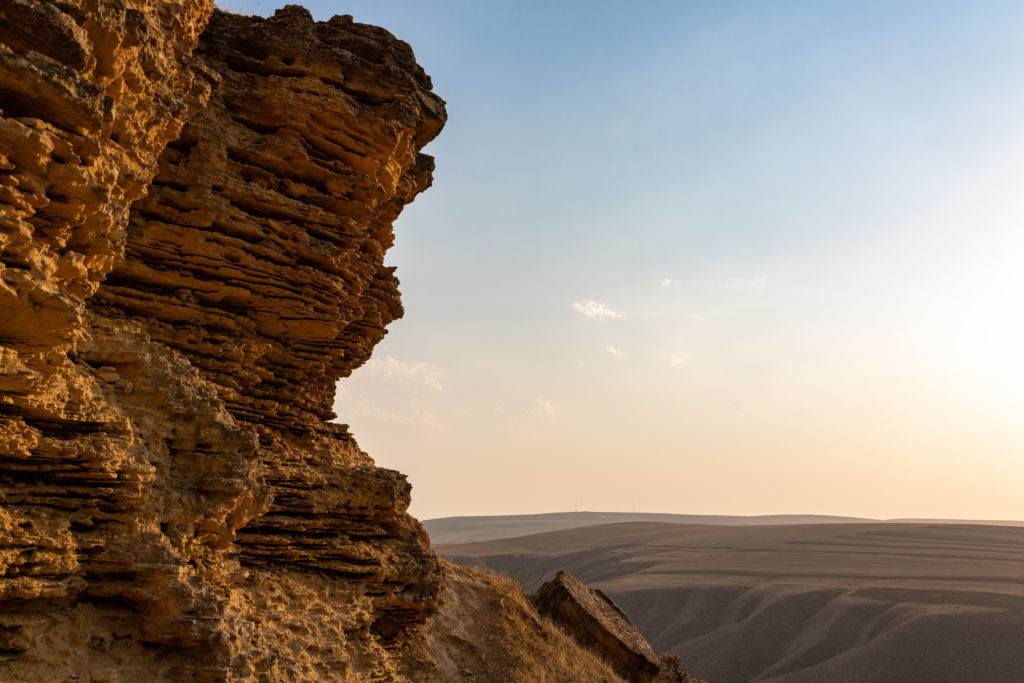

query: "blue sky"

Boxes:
[231, 1, 1024, 520]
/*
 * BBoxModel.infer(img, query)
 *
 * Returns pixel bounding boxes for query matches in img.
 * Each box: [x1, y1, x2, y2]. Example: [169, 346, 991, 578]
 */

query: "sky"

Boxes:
[231, 1, 1024, 521]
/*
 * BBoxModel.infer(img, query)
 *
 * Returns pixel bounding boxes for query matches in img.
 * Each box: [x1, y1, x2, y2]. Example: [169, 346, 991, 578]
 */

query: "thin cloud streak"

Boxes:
[572, 300, 623, 320]
[335, 388, 444, 432]
[533, 399, 558, 415]
[361, 355, 444, 390]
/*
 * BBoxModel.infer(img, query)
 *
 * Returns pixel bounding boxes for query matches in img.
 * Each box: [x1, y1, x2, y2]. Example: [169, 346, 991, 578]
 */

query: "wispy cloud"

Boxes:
[668, 354, 691, 368]
[335, 388, 443, 431]
[605, 344, 623, 358]
[572, 300, 623, 320]
[660, 277, 673, 287]
[533, 398, 558, 415]
[361, 355, 444, 390]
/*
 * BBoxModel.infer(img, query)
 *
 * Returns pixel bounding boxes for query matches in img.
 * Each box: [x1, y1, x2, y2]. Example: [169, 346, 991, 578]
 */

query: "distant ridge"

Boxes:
[424, 511, 1024, 545]
[888, 517, 1024, 526]
[423, 511, 875, 544]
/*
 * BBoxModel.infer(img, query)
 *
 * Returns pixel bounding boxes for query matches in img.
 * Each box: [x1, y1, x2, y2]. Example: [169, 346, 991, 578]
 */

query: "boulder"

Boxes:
[534, 570, 662, 683]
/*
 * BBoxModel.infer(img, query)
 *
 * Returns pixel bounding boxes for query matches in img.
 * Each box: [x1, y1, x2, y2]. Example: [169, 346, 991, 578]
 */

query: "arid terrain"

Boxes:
[437, 520, 1024, 683]
[425, 511, 1024, 545]
[424, 512, 875, 544]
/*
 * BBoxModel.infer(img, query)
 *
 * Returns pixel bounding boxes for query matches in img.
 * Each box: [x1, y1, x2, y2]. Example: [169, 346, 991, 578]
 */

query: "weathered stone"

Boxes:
[534, 570, 662, 683]
[96, 6, 447, 646]
[0, 2, 446, 680]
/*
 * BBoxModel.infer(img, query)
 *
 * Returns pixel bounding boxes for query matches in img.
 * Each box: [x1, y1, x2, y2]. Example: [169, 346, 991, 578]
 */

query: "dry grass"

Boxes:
[404, 561, 628, 682]
[486, 572, 707, 683]
[484, 570, 627, 683]
[403, 561, 709, 682]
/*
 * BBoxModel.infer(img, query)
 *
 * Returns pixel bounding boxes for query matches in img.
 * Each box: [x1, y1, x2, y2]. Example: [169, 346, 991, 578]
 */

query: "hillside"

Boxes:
[438, 521, 1024, 682]
[424, 511, 875, 544]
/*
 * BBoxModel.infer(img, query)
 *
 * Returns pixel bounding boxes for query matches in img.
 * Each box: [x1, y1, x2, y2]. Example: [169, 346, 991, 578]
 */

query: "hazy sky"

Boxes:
[235, 1, 1024, 521]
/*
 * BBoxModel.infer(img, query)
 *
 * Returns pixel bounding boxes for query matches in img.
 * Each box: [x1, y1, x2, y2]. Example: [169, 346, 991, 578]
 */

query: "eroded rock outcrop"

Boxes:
[0, 2, 445, 680]
[534, 571, 662, 683]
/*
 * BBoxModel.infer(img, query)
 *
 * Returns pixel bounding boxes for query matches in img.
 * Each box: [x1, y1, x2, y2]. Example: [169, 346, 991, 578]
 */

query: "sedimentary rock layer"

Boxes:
[0, 2, 446, 680]
[0, 0, 215, 347]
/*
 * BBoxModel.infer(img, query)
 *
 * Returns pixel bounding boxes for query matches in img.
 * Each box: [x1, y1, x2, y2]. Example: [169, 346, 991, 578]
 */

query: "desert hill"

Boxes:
[424, 510, 1024, 545]
[424, 511, 875, 544]
[438, 521, 1024, 682]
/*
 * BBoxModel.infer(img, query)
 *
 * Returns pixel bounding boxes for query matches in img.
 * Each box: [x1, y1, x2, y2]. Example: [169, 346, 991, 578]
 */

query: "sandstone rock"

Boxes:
[96, 5, 447, 644]
[0, 0, 216, 346]
[1, 2, 447, 680]
[534, 570, 662, 683]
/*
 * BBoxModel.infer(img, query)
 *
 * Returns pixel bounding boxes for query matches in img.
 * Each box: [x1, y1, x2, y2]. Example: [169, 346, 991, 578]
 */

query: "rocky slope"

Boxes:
[0, 2, 451, 680]
[404, 562, 628, 683]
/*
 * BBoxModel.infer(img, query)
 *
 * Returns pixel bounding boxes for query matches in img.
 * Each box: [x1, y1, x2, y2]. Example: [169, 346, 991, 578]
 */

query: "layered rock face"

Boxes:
[0, 2, 445, 680]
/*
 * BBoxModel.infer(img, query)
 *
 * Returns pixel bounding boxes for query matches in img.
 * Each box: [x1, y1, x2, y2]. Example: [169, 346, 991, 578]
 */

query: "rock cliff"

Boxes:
[0, 2, 446, 680]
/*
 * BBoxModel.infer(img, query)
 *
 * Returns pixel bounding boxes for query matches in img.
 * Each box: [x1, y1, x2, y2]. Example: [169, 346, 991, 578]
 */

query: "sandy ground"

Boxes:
[437, 522, 1024, 682]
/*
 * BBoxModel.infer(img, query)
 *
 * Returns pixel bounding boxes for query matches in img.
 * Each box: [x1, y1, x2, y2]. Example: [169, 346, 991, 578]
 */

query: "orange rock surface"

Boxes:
[0, 2, 446, 679]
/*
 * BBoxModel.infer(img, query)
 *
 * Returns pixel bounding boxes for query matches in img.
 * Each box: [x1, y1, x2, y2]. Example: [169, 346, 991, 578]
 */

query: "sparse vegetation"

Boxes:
[410, 561, 707, 683]
[486, 570, 627, 682]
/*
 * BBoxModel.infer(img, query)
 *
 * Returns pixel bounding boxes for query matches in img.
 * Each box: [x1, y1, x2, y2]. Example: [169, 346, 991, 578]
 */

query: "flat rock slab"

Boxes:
[534, 570, 661, 683]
